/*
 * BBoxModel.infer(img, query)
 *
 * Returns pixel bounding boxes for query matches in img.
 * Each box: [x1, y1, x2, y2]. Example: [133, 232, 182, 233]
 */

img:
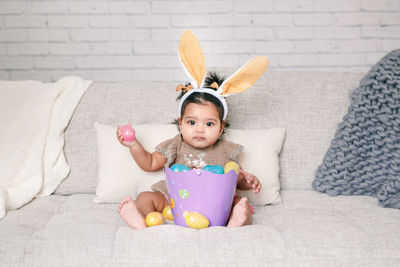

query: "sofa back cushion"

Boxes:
[56, 70, 364, 194]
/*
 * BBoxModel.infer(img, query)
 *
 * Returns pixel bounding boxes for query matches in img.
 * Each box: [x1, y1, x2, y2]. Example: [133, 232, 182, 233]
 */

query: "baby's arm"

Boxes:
[237, 169, 262, 193]
[117, 126, 167, 171]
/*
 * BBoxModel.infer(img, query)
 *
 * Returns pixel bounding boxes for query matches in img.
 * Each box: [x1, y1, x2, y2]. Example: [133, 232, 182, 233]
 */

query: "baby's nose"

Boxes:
[196, 123, 205, 132]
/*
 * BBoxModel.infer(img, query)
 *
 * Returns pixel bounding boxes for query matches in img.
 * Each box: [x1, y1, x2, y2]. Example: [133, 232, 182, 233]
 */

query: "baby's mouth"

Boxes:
[194, 137, 205, 141]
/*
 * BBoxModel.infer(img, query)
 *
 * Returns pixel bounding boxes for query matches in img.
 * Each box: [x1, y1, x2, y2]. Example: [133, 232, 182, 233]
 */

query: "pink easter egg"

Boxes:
[120, 124, 135, 141]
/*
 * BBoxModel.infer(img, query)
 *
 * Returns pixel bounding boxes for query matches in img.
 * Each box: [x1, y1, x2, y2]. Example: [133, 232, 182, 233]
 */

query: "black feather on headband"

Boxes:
[204, 71, 226, 89]
[176, 71, 226, 100]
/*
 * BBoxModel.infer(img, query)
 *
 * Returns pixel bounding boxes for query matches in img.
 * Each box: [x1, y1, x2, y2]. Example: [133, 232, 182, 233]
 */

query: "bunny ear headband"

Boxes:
[177, 29, 269, 120]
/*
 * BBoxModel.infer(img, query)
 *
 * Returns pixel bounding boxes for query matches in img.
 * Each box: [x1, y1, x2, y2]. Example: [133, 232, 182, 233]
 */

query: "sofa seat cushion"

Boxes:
[1, 191, 399, 266]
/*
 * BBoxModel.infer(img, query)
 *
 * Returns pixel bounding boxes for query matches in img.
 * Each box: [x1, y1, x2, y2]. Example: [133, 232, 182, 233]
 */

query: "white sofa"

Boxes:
[1, 69, 399, 266]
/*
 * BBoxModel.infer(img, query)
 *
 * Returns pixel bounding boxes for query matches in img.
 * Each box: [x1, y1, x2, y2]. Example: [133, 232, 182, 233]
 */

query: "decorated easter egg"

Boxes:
[179, 189, 189, 199]
[145, 212, 164, 227]
[162, 206, 173, 221]
[224, 161, 240, 174]
[185, 212, 209, 229]
[202, 164, 224, 174]
[120, 124, 135, 141]
[170, 164, 190, 172]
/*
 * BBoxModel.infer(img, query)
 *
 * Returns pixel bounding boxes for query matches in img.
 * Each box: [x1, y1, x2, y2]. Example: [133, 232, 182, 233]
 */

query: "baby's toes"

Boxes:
[242, 199, 250, 212]
[119, 199, 129, 210]
[118, 203, 124, 213]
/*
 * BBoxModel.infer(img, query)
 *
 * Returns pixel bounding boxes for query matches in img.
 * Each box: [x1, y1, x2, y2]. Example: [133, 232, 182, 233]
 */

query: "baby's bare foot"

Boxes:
[118, 196, 146, 229]
[227, 197, 251, 227]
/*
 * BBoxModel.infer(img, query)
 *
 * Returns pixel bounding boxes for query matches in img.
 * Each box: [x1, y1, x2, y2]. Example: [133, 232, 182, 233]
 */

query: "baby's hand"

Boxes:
[240, 169, 262, 193]
[116, 125, 137, 148]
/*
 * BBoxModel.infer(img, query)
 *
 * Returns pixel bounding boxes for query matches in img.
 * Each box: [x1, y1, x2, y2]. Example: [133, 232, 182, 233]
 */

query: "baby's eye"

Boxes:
[188, 120, 195, 125]
[206, 122, 214, 127]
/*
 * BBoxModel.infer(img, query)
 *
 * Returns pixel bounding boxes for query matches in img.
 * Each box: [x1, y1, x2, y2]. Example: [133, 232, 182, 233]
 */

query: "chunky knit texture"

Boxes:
[313, 49, 400, 209]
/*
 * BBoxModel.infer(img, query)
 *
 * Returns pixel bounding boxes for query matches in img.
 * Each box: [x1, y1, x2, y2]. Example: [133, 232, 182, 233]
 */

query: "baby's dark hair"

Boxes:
[174, 71, 230, 134]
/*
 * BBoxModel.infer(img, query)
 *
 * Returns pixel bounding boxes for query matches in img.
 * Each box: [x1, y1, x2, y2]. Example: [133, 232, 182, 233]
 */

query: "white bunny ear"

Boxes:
[178, 30, 206, 89]
[218, 56, 268, 96]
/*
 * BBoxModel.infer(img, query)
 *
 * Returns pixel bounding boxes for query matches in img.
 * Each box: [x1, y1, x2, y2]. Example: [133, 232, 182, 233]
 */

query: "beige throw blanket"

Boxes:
[0, 76, 92, 218]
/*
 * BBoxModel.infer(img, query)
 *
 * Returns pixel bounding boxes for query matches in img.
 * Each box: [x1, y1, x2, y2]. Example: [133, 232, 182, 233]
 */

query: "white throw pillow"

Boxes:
[226, 128, 285, 205]
[94, 123, 178, 203]
[94, 123, 285, 205]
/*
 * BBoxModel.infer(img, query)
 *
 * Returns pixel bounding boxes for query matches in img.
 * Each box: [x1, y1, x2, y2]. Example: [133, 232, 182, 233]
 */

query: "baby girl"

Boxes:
[117, 30, 268, 229]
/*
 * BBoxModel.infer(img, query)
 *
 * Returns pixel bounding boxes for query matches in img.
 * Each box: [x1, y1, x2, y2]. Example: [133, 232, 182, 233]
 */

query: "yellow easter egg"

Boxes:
[162, 206, 174, 221]
[185, 212, 209, 229]
[224, 161, 240, 174]
[145, 212, 164, 227]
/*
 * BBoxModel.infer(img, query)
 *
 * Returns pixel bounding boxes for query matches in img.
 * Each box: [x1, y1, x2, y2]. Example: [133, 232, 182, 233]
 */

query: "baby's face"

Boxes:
[178, 102, 224, 149]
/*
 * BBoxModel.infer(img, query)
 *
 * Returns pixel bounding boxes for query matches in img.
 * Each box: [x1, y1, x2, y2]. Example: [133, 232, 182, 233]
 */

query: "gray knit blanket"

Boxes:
[313, 49, 400, 209]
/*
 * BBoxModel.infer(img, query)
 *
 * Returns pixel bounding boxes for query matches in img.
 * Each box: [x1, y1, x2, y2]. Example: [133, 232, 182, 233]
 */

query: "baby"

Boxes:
[117, 30, 268, 229]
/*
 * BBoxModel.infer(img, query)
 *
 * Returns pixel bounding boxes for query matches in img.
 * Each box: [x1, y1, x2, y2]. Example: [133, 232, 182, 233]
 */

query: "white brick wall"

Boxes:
[0, 0, 399, 82]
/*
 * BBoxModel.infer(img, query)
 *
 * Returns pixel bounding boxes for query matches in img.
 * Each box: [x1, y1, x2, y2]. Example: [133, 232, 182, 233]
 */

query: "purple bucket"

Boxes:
[164, 167, 238, 227]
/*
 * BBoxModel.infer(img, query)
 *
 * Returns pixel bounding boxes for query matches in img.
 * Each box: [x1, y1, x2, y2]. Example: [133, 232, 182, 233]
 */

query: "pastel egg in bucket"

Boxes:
[164, 166, 238, 228]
